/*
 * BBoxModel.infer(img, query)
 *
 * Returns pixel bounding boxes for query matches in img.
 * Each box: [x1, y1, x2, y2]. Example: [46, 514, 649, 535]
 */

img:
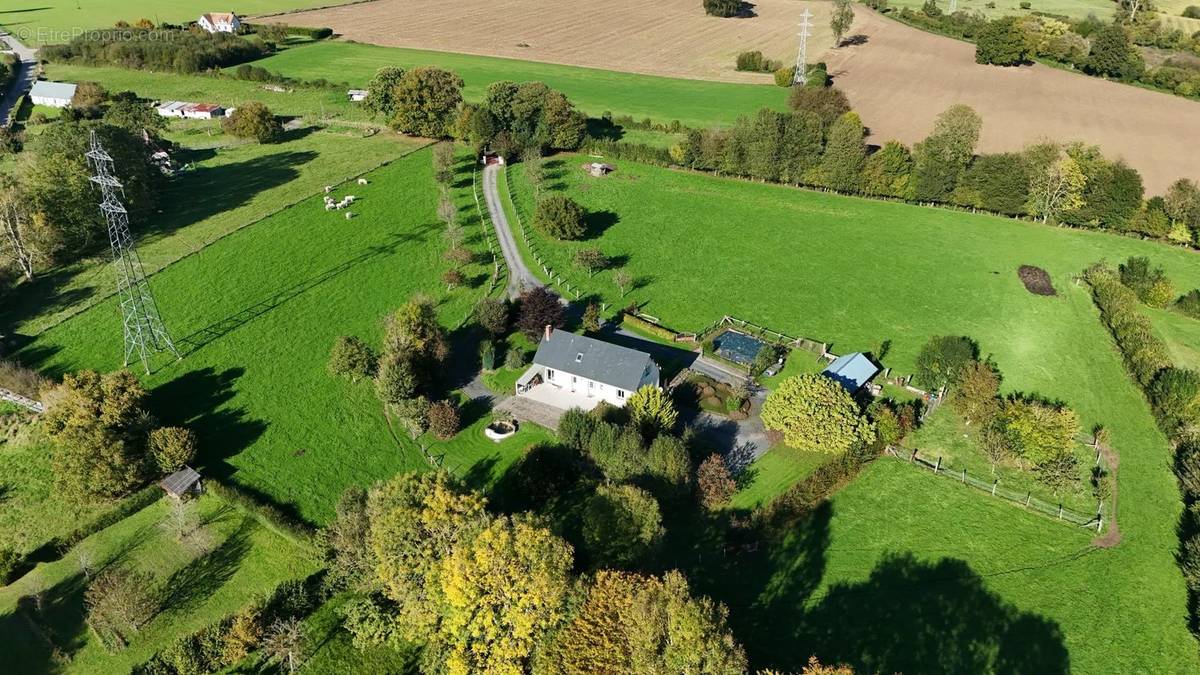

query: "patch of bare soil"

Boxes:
[1018, 265, 1056, 296]
[823, 8, 1200, 193]
[265, 0, 836, 83]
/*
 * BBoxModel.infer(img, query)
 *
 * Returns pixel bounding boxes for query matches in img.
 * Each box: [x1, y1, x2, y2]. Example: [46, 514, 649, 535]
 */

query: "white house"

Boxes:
[156, 101, 189, 118]
[515, 327, 661, 411]
[347, 89, 368, 102]
[29, 81, 77, 108]
[197, 12, 241, 34]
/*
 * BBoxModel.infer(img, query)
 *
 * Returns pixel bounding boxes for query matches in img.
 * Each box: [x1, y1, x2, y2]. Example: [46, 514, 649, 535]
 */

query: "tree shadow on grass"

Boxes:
[147, 366, 266, 480]
[797, 552, 1070, 674]
[146, 150, 318, 243]
[159, 513, 256, 615]
[582, 210, 619, 240]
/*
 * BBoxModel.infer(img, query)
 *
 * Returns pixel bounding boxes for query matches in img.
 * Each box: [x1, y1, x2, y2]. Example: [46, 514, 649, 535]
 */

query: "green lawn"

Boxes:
[0, 0, 353, 44]
[0, 494, 319, 673]
[504, 154, 1200, 672]
[1147, 305, 1200, 371]
[245, 41, 790, 128]
[14, 148, 513, 524]
[3, 115, 425, 336]
[729, 445, 830, 509]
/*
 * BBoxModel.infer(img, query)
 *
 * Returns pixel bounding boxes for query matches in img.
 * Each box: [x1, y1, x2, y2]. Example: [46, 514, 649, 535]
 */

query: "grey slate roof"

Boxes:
[30, 80, 76, 101]
[159, 466, 201, 496]
[533, 330, 654, 391]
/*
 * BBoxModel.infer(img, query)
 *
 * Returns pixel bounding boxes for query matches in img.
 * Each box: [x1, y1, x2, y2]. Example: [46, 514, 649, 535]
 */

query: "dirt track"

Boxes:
[269, 0, 836, 83]
[825, 9, 1200, 194]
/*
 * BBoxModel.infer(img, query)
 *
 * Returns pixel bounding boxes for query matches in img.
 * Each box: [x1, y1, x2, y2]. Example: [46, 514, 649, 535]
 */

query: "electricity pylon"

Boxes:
[793, 8, 815, 86]
[86, 130, 180, 374]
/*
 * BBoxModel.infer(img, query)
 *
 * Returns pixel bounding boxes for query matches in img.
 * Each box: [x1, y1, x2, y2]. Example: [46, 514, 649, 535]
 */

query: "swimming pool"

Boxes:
[711, 329, 768, 365]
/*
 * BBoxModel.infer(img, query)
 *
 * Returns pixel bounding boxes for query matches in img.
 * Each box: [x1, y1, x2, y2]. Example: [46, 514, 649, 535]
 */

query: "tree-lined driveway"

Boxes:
[481, 162, 542, 299]
[0, 31, 36, 126]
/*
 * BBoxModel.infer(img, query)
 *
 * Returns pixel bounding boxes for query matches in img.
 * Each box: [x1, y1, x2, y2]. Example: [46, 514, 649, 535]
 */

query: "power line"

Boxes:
[793, 8, 815, 86]
[86, 130, 180, 374]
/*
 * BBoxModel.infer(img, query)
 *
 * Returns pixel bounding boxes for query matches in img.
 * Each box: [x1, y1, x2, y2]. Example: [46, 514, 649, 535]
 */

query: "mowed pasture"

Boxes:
[14, 148, 547, 524]
[505, 156, 1200, 671]
[3, 64, 425, 337]
[274, 0, 834, 83]
[883, 0, 1115, 19]
[246, 41, 790, 128]
[824, 8, 1200, 193]
[0, 0, 347, 44]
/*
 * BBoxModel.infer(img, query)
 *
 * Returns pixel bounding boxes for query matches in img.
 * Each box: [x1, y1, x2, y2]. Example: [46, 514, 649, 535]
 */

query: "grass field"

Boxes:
[1148, 305, 1200, 371]
[3, 108, 424, 336]
[0, 1, 353, 44]
[13, 148, 537, 524]
[505, 155, 1200, 672]
[245, 41, 790, 128]
[729, 445, 829, 510]
[901, 406, 1104, 514]
[0, 494, 319, 673]
[0, 415, 112, 556]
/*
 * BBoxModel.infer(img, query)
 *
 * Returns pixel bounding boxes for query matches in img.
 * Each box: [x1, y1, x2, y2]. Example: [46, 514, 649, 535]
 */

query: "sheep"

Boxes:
[325, 202, 336, 211]
[357, 178, 368, 186]
[324, 185, 334, 194]
[345, 212, 354, 220]
[344, 195, 356, 203]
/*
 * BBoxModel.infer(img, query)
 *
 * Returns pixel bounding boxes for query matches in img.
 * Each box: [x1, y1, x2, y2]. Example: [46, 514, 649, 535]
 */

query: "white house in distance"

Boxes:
[347, 89, 368, 102]
[29, 81, 77, 108]
[197, 12, 241, 34]
[156, 101, 226, 119]
[515, 327, 661, 411]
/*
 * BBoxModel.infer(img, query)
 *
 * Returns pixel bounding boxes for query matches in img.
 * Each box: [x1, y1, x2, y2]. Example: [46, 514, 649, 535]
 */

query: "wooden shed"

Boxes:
[159, 467, 203, 500]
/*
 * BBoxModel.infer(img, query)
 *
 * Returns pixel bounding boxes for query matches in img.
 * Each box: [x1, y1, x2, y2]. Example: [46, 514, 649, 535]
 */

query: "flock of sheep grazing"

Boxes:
[324, 178, 370, 219]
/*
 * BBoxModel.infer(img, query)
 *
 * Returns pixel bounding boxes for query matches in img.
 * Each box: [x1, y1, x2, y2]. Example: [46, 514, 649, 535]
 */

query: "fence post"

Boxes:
[1025, 492, 1031, 508]
[909, 449, 916, 463]
[1096, 514, 1103, 532]
[934, 457, 941, 474]
[961, 468, 966, 484]
[991, 479, 998, 496]
[1058, 504, 1063, 520]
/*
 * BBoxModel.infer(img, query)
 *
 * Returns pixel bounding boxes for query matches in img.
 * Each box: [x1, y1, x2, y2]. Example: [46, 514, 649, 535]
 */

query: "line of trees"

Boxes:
[1084, 261, 1200, 642]
[41, 27, 270, 74]
[362, 68, 588, 158]
[895, 2, 1200, 99]
[651, 95, 1200, 248]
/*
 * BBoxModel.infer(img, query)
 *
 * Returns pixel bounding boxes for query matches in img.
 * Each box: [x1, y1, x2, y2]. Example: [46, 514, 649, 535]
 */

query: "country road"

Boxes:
[481, 162, 542, 299]
[0, 30, 36, 126]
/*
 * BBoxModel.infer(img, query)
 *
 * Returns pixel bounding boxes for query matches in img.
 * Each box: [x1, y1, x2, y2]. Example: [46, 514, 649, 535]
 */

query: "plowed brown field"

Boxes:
[825, 9, 1200, 193]
[266, 0, 836, 83]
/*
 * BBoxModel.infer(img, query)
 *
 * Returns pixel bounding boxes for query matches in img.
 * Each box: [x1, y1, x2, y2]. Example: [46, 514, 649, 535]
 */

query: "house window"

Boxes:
[547, 369, 555, 380]
[617, 390, 625, 399]
[576, 353, 584, 362]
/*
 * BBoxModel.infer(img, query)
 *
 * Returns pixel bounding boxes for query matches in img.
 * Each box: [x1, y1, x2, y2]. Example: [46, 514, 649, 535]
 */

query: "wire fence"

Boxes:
[886, 446, 1104, 531]
[502, 165, 607, 308]
[0, 386, 43, 413]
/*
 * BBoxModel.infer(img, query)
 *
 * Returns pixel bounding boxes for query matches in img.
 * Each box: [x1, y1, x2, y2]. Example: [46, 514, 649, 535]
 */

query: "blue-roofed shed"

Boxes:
[822, 352, 879, 393]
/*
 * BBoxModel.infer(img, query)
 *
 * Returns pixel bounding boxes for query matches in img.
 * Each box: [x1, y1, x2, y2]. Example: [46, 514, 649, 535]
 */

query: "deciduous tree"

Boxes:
[364, 66, 406, 119]
[830, 0, 856, 46]
[913, 335, 977, 391]
[534, 195, 587, 240]
[627, 385, 678, 438]
[439, 516, 573, 674]
[696, 453, 737, 510]
[474, 297, 510, 336]
[390, 67, 464, 138]
[148, 426, 198, 474]
[536, 570, 747, 675]
[975, 17, 1031, 65]
[951, 360, 1001, 426]
[761, 373, 874, 454]
[328, 335, 377, 382]
[1026, 154, 1085, 223]
[819, 111, 866, 191]
[912, 105, 982, 201]
[582, 483, 663, 567]
[222, 102, 281, 143]
[517, 287, 566, 340]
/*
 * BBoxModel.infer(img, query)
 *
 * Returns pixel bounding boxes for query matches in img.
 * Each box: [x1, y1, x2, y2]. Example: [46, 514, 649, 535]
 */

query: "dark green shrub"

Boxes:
[735, 51, 764, 72]
[1184, 6, 1200, 18]
[703, 0, 744, 17]
[328, 335, 377, 381]
[1178, 289, 1200, 319]
[504, 347, 527, 370]
[1019, 1, 1031, 8]
[0, 547, 19, 584]
[533, 195, 587, 240]
[975, 17, 1032, 66]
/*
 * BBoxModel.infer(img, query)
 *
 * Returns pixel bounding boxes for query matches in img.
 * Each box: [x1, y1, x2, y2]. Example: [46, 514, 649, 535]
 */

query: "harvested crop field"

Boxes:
[824, 9, 1200, 193]
[265, 0, 835, 82]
